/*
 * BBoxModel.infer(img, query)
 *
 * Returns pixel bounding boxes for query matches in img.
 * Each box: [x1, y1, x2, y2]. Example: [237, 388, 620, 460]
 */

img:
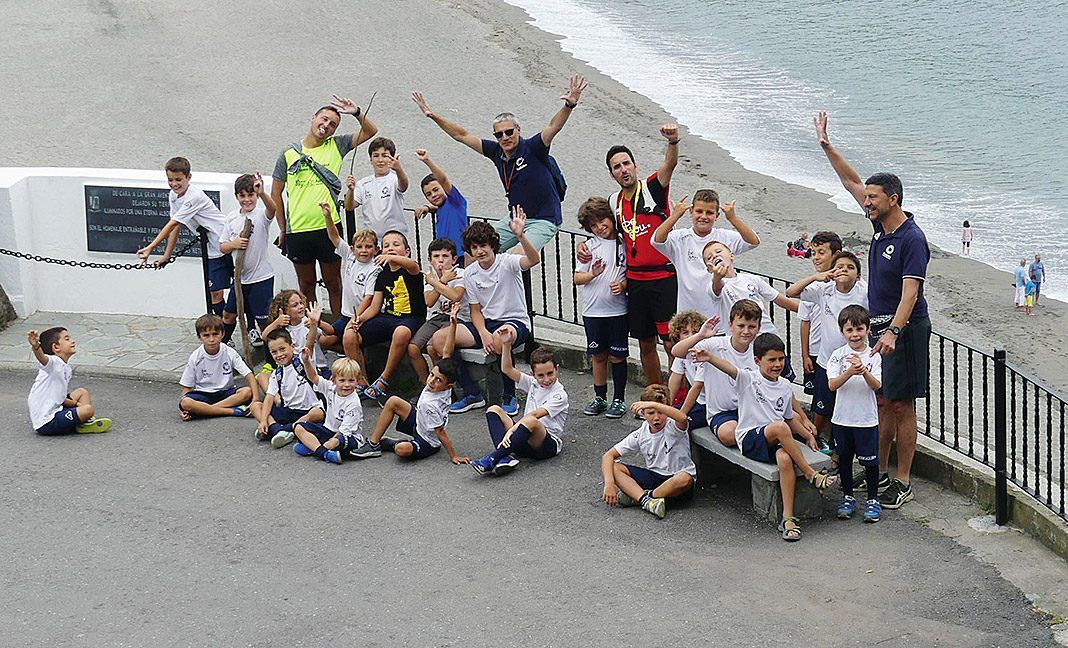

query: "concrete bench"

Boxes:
[690, 425, 834, 523]
[458, 345, 525, 405]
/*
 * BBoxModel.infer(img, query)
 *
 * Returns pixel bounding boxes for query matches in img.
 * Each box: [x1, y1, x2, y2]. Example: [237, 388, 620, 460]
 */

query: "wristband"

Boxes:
[352, 107, 361, 118]
[564, 99, 578, 109]
[667, 139, 680, 145]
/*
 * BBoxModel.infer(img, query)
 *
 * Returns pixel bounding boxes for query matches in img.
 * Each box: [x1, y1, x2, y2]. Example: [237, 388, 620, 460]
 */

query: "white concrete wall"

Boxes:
[0, 168, 300, 318]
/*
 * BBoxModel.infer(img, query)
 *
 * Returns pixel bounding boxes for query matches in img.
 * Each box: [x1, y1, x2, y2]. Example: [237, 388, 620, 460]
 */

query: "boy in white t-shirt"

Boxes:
[652, 189, 760, 316]
[251, 326, 325, 449]
[347, 136, 409, 239]
[470, 345, 570, 476]
[26, 327, 111, 435]
[798, 232, 842, 400]
[178, 314, 258, 421]
[573, 197, 629, 419]
[601, 384, 695, 520]
[701, 332, 836, 541]
[220, 173, 277, 346]
[136, 157, 233, 317]
[827, 305, 883, 522]
[666, 310, 709, 431]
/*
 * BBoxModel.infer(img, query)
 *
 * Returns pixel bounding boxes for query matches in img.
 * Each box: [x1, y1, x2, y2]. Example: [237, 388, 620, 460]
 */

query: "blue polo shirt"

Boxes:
[481, 135, 562, 225]
[435, 185, 468, 259]
[868, 212, 930, 321]
[1030, 261, 1045, 283]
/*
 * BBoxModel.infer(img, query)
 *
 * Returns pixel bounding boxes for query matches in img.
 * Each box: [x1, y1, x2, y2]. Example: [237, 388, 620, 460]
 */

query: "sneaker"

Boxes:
[863, 499, 882, 523]
[255, 428, 270, 442]
[350, 441, 382, 459]
[75, 417, 112, 434]
[492, 455, 519, 476]
[450, 393, 487, 414]
[836, 496, 857, 520]
[617, 491, 637, 508]
[817, 438, 833, 456]
[248, 327, 263, 348]
[323, 450, 343, 465]
[293, 442, 313, 457]
[501, 396, 519, 416]
[582, 396, 609, 416]
[605, 399, 628, 419]
[878, 479, 914, 510]
[271, 430, 295, 449]
[379, 436, 400, 452]
[470, 454, 497, 475]
[641, 496, 667, 519]
[851, 471, 892, 494]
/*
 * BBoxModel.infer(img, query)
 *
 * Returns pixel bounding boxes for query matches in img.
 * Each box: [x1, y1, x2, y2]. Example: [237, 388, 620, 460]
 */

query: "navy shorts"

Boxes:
[740, 425, 780, 465]
[583, 315, 629, 358]
[686, 403, 706, 433]
[875, 316, 932, 401]
[223, 276, 274, 321]
[811, 363, 836, 418]
[295, 421, 343, 445]
[462, 318, 530, 347]
[331, 315, 351, 337]
[622, 463, 694, 502]
[207, 255, 234, 293]
[36, 407, 80, 436]
[519, 432, 563, 460]
[832, 423, 879, 466]
[395, 402, 441, 461]
[271, 404, 313, 426]
[180, 387, 238, 412]
[709, 409, 738, 434]
[359, 314, 424, 346]
[803, 355, 818, 396]
[285, 229, 341, 265]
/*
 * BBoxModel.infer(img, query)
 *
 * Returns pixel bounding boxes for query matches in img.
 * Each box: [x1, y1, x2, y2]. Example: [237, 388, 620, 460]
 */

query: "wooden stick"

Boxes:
[233, 218, 253, 365]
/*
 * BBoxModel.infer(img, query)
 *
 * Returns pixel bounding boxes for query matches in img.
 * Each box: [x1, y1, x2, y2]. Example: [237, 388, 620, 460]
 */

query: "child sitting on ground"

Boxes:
[347, 136, 409, 239]
[666, 310, 709, 432]
[414, 148, 468, 266]
[601, 384, 695, 520]
[251, 326, 325, 449]
[574, 196, 629, 419]
[26, 327, 111, 435]
[470, 343, 570, 477]
[220, 172, 277, 347]
[260, 289, 332, 389]
[178, 314, 257, 421]
[699, 332, 835, 541]
[826, 305, 883, 522]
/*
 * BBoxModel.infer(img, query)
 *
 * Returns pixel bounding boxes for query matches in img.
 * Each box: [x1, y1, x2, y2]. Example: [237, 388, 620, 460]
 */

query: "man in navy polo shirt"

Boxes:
[814, 111, 931, 510]
[411, 75, 587, 251]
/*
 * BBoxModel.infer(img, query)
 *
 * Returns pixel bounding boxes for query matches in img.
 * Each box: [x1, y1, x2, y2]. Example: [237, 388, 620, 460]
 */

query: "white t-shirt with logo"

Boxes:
[415, 387, 452, 446]
[518, 372, 570, 437]
[695, 336, 754, 415]
[613, 419, 696, 477]
[267, 361, 321, 411]
[354, 171, 407, 239]
[335, 240, 380, 318]
[670, 355, 706, 406]
[180, 345, 251, 392]
[463, 253, 529, 326]
[653, 227, 752, 316]
[28, 355, 73, 429]
[826, 343, 882, 427]
[427, 267, 470, 322]
[577, 235, 627, 317]
[314, 380, 364, 437]
[709, 272, 781, 336]
[169, 186, 228, 259]
[734, 366, 794, 446]
[798, 293, 824, 358]
[800, 280, 869, 368]
[222, 204, 275, 284]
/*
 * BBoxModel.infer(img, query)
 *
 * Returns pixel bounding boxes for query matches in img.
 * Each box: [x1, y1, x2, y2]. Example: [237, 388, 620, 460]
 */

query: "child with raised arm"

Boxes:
[826, 305, 883, 522]
[414, 149, 469, 266]
[178, 314, 257, 421]
[26, 327, 111, 435]
[700, 332, 836, 541]
[220, 172, 277, 346]
[652, 191, 760, 316]
[136, 157, 232, 316]
[666, 310, 709, 432]
[260, 289, 332, 388]
[318, 199, 380, 368]
[798, 232, 843, 401]
[251, 327, 325, 449]
[347, 137, 409, 239]
[470, 344, 570, 477]
[573, 196, 629, 419]
[601, 384, 695, 520]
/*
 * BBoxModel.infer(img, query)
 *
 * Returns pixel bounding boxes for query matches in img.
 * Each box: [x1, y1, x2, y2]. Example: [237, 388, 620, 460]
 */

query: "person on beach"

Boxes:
[1030, 253, 1045, 306]
[577, 125, 682, 386]
[961, 220, 972, 256]
[411, 75, 587, 252]
[814, 111, 932, 510]
[1025, 276, 1037, 316]
[271, 97, 378, 318]
[1014, 259, 1028, 310]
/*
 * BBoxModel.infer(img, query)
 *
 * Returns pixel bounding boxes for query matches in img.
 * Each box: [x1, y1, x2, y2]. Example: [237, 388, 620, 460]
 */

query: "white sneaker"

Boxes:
[248, 327, 263, 348]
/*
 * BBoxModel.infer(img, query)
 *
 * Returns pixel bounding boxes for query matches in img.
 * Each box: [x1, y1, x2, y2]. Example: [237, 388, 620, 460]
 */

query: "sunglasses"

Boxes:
[492, 127, 516, 139]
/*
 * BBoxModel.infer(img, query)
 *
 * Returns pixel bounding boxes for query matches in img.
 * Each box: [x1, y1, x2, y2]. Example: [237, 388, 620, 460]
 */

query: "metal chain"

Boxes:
[0, 236, 203, 271]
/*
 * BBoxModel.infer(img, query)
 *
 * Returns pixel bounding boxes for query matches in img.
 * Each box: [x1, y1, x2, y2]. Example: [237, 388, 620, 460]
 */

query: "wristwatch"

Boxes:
[889, 325, 902, 336]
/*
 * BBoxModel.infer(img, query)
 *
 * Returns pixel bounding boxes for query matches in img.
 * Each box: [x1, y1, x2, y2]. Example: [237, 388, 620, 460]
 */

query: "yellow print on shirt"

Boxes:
[388, 275, 411, 315]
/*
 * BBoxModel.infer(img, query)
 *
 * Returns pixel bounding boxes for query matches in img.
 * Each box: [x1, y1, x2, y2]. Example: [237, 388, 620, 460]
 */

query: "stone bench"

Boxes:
[690, 425, 834, 523]
[458, 345, 525, 405]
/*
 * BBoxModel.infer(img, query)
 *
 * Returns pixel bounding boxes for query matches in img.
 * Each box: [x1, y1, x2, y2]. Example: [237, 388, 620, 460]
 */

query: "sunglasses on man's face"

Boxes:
[493, 128, 516, 139]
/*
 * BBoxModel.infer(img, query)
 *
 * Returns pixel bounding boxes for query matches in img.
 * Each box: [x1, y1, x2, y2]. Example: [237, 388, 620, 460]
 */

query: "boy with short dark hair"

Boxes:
[799, 231, 843, 400]
[574, 196, 629, 419]
[414, 148, 468, 266]
[220, 172, 277, 346]
[347, 137, 409, 239]
[26, 327, 111, 435]
[178, 314, 258, 421]
[666, 310, 709, 431]
[251, 326, 325, 448]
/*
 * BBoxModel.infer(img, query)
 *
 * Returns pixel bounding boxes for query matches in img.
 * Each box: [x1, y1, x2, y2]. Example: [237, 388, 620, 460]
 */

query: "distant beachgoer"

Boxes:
[1014, 259, 1028, 309]
[411, 75, 587, 252]
[961, 220, 972, 256]
[814, 111, 932, 511]
[1025, 277, 1036, 316]
[1030, 253, 1045, 305]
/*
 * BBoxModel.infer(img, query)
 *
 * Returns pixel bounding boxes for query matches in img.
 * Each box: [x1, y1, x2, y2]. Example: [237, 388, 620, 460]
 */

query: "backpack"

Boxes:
[547, 154, 567, 201]
[273, 359, 327, 410]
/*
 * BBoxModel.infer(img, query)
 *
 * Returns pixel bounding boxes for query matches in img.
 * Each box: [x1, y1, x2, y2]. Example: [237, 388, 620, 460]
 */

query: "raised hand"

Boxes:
[508, 206, 527, 237]
[415, 204, 432, 220]
[308, 303, 323, 325]
[253, 172, 264, 194]
[813, 111, 830, 146]
[388, 153, 402, 170]
[670, 195, 691, 220]
[320, 201, 332, 217]
[330, 94, 359, 116]
[440, 267, 458, 284]
[411, 91, 433, 117]
[561, 74, 588, 105]
[690, 348, 715, 363]
[346, 174, 356, 190]
[449, 301, 461, 322]
[415, 148, 429, 161]
[660, 123, 680, 142]
[720, 200, 737, 221]
[27, 330, 39, 348]
[591, 257, 606, 276]
[698, 315, 721, 338]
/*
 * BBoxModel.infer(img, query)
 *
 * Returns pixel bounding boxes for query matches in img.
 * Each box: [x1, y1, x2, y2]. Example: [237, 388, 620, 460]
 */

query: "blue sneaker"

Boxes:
[501, 396, 519, 416]
[323, 450, 343, 465]
[863, 499, 882, 523]
[349, 441, 382, 459]
[293, 442, 313, 457]
[818, 438, 834, 456]
[450, 393, 487, 414]
[492, 454, 519, 476]
[837, 496, 857, 520]
[470, 454, 497, 475]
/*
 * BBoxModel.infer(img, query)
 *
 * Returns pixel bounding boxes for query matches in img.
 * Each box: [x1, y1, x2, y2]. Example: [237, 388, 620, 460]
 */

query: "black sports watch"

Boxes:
[889, 325, 902, 336]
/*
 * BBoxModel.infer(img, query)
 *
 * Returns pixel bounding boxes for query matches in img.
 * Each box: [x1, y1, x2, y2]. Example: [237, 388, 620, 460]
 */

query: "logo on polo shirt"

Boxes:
[223, 362, 231, 373]
[882, 244, 895, 260]
[379, 185, 391, 199]
[687, 248, 699, 262]
[776, 396, 785, 410]
[514, 157, 527, 171]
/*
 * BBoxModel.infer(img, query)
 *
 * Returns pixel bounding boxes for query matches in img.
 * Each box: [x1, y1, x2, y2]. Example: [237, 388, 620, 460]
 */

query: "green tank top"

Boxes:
[282, 137, 346, 233]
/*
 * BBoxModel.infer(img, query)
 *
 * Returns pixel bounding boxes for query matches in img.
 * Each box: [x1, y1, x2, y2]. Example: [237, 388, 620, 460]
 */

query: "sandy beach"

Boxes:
[1, 0, 1064, 393]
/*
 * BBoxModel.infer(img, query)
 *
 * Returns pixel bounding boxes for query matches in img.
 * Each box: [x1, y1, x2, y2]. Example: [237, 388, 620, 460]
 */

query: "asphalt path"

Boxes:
[0, 368, 1053, 647]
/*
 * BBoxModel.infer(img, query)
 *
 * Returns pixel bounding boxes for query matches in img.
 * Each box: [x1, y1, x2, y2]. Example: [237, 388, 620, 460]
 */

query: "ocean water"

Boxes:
[505, 0, 1068, 300]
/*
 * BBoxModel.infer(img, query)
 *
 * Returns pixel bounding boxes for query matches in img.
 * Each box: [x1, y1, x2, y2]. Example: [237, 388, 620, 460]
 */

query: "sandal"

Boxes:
[779, 516, 802, 542]
[362, 377, 389, 400]
[809, 470, 838, 493]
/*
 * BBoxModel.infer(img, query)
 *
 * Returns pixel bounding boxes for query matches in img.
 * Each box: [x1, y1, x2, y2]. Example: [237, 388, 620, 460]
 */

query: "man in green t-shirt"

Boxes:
[272, 96, 377, 316]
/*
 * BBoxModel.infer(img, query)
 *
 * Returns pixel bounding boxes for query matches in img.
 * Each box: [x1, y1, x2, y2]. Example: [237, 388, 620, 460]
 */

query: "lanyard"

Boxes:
[500, 156, 519, 196]
[616, 183, 643, 258]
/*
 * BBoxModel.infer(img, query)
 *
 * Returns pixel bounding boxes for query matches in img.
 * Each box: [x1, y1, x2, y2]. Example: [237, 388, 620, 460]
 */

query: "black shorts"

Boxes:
[285, 229, 341, 265]
[583, 315, 629, 358]
[625, 275, 677, 341]
[874, 316, 932, 401]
